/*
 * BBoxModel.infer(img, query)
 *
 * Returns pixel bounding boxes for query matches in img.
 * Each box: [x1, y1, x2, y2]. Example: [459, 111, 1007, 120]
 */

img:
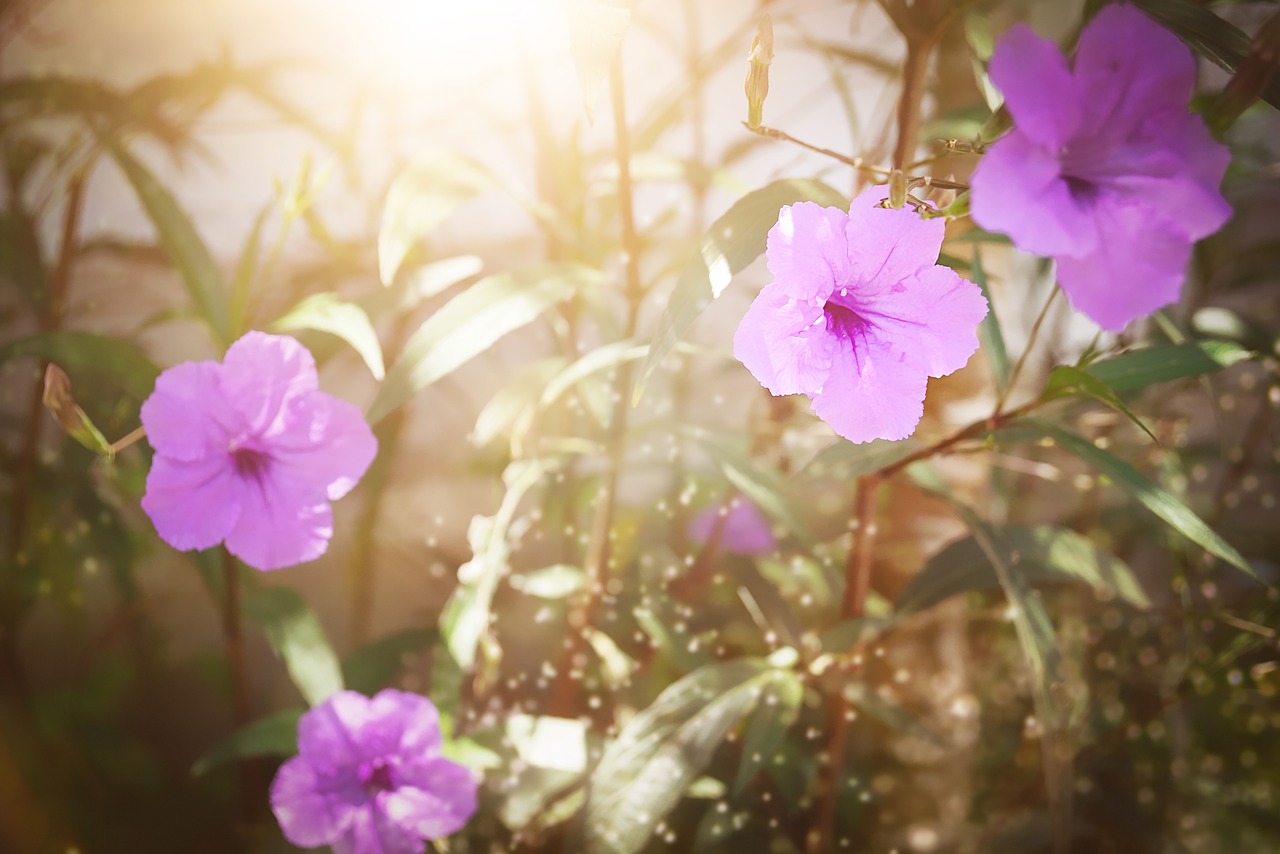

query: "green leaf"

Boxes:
[378, 151, 498, 286]
[568, 0, 635, 122]
[1014, 420, 1258, 582]
[228, 199, 272, 338]
[105, 140, 229, 345]
[472, 356, 569, 449]
[508, 715, 589, 774]
[1083, 340, 1254, 392]
[363, 255, 485, 320]
[732, 669, 803, 795]
[1043, 365, 1157, 443]
[509, 564, 586, 600]
[896, 523, 1151, 614]
[800, 437, 919, 479]
[970, 245, 1009, 390]
[0, 330, 159, 400]
[341, 628, 436, 696]
[243, 584, 344, 706]
[585, 659, 781, 854]
[634, 179, 847, 403]
[366, 263, 605, 424]
[191, 708, 302, 777]
[270, 292, 385, 380]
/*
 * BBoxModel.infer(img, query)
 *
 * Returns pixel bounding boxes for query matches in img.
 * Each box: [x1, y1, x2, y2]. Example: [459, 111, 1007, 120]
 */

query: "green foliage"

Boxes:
[191, 708, 303, 776]
[242, 581, 344, 706]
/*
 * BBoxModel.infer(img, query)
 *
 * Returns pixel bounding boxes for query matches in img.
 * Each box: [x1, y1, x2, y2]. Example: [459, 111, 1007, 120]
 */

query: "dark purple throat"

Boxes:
[359, 759, 395, 795]
[823, 298, 868, 343]
[231, 447, 271, 481]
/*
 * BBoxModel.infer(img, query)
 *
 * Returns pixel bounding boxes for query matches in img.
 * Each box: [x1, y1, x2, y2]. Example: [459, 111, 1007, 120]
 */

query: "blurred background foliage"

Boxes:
[1, 0, 1278, 852]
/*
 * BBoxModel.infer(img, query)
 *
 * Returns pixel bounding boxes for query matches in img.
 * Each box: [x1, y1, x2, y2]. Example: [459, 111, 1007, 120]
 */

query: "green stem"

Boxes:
[996, 285, 1061, 414]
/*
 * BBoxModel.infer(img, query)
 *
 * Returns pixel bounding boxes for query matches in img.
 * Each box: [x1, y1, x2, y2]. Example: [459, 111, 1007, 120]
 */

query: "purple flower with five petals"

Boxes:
[140, 331, 377, 571]
[270, 690, 477, 853]
[733, 186, 988, 444]
[970, 4, 1232, 331]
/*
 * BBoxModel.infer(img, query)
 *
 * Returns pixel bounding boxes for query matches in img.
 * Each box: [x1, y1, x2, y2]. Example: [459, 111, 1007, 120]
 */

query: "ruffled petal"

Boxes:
[220, 331, 318, 437]
[298, 691, 376, 769]
[141, 454, 242, 552]
[382, 760, 477, 841]
[988, 24, 1081, 148]
[764, 202, 849, 304]
[223, 469, 332, 570]
[270, 756, 355, 847]
[857, 265, 988, 379]
[332, 805, 423, 854]
[139, 361, 232, 461]
[270, 393, 378, 501]
[810, 338, 928, 444]
[733, 285, 834, 396]
[1055, 193, 1193, 331]
[375, 691, 443, 758]
[971, 131, 1099, 257]
[845, 185, 946, 288]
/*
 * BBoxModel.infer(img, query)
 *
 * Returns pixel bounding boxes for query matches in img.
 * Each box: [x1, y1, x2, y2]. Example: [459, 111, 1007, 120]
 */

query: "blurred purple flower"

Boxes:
[271, 690, 477, 853]
[140, 331, 377, 571]
[689, 497, 776, 555]
[971, 4, 1231, 331]
[734, 187, 988, 444]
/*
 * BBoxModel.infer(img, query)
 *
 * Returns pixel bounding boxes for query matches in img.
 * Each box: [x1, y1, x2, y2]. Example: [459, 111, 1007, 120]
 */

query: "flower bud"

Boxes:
[744, 15, 774, 129]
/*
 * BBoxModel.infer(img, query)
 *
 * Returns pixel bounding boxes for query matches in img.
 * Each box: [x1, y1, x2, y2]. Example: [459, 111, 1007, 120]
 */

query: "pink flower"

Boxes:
[271, 690, 477, 852]
[688, 497, 776, 555]
[140, 331, 377, 571]
[970, 4, 1232, 331]
[733, 187, 988, 444]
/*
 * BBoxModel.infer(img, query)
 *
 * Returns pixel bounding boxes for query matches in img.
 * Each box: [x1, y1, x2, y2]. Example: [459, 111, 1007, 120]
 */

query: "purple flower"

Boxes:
[970, 4, 1232, 331]
[140, 331, 377, 571]
[271, 690, 477, 853]
[733, 186, 988, 444]
[689, 497, 776, 555]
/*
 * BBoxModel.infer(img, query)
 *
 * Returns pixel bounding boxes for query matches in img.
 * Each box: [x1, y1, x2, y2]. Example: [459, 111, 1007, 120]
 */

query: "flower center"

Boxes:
[230, 447, 271, 481]
[1062, 174, 1100, 205]
[358, 759, 395, 795]
[822, 299, 867, 343]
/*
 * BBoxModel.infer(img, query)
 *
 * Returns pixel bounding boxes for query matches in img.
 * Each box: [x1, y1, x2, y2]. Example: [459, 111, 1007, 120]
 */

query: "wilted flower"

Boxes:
[271, 690, 477, 853]
[689, 497, 776, 555]
[140, 331, 377, 571]
[970, 4, 1232, 331]
[734, 187, 988, 444]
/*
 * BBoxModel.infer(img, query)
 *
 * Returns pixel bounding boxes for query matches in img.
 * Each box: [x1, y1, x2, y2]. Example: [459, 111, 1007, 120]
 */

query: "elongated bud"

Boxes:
[887, 169, 908, 209]
[43, 364, 111, 455]
[744, 15, 774, 129]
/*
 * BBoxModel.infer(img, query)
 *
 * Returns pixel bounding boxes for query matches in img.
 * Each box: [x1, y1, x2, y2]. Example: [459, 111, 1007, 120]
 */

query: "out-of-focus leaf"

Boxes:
[839, 681, 946, 746]
[270, 292, 385, 380]
[896, 524, 1151, 614]
[568, 0, 635, 122]
[585, 659, 782, 854]
[228, 199, 272, 338]
[509, 565, 585, 600]
[1013, 420, 1258, 581]
[634, 179, 847, 403]
[584, 628, 636, 690]
[105, 139, 229, 344]
[1043, 365, 1157, 443]
[378, 151, 498, 286]
[190, 708, 302, 777]
[508, 715, 589, 774]
[341, 628, 436, 696]
[367, 263, 605, 424]
[801, 437, 919, 479]
[969, 245, 1009, 390]
[732, 669, 803, 795]
[1083, 340, 1254, 392]
[363, 255, 485, 320]
[243, 584, 344, 706]
[472, 356, 569, 449]
[0, 330, 159, 400]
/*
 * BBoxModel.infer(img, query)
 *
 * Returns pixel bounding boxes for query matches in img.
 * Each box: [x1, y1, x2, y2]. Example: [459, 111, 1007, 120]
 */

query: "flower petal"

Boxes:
[810, 339, 928, 444]
[1055, 194, 1193, 331]
[139, 361, 232, 461]
[733, 285, 834, 396]
[988, 24, 1081, 148]
[220, 332, 319, 437]
[689, 498, 776, 555]
[765, 202, 849, 304]
[845, 185, 946, 288]
[382, 760, 477, 841]
[223, 471, 332, 570]
[858, 265, 988, 379]
[971, 131, 1098, 257]
[333, 805, 423, 854]
[371, 690, 443, 758]
[141, 454, 242, 552]
[271, 393, 379, 501]
[270, 756, 354, 848]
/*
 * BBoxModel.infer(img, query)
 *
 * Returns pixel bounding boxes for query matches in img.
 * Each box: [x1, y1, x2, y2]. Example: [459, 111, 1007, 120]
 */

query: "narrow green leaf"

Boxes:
[970, 245, 1009, 390]
[270, 293, 385, 380]
[105, 140, 229, 344]
[378, 151, 498, 286]
[509, 565, 586, 600]
[367, 263, 605, 425]
[191, 708, 302, 777]
[1043, 364, 1158, 443]
[362, 255, 485, 321]
[896, 523, 1151, 614]
[732, 670, 803, 795]
[243, 584, 344, 706]
[472, 356, 569, 448]
[341, 628, 436, 697]
[634, 179, 847, 403]
[568, 0, 635, 122]
[1016, 420, 1258, 581]
[800, 437, 919, 479]
[228, 199, 272, 338]
[1083, 340, 1254, 392]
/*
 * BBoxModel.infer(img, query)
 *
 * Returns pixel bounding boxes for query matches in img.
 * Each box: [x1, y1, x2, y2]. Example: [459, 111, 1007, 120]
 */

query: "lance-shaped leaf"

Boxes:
[731, 668, 803, 795]
[270, 292, 385, 380]
[1042, 365, 1157, 443]
[969, 245, 1010, 390]
[1082, 340, 1254, 392]
[568, 0, 635, 122]
[243, 583, 344, 706]
[191, 708, 302, 776]
[367, 263, 605, 424]
[634, 179, 847, 403]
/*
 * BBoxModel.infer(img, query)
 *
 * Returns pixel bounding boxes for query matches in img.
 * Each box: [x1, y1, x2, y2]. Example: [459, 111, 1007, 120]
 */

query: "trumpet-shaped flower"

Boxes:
[971, 4, 1232, 330]
[140, 331, 377, 571]
[734, 187, 988, 444]
[689, 497, 776, 555]
[270, 690, 477, 853]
